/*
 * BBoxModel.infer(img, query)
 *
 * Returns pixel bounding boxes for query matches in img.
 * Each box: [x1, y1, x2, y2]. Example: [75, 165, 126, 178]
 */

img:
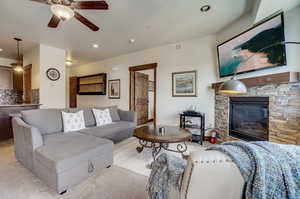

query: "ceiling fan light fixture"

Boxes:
[51, 4, 74, 21]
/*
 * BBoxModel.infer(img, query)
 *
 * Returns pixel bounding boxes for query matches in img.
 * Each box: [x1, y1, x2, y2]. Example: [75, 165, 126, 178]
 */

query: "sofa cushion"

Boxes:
[21, 109, 65, 135]
[62, 111, 86, 132]
[95, 106, 120, 122]
[68, 106, 120, 126]
[79, 121, 136, 143]
[35, 132, 113, 173]
[68, 108, 96, 127]
[93, 108, 113, 126]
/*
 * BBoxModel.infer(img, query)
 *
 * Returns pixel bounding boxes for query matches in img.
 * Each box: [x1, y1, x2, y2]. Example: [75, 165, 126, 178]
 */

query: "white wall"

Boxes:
[23, 44, 66, 108]
[216, 5, 300, 81]
[23, 45, 40, 89]
[70, 35, 218, 127]
[39, 44, 66, 108]
[253, 0, 300, 23]
[0, 67, 13, 89]
[68, 5, 300, 127]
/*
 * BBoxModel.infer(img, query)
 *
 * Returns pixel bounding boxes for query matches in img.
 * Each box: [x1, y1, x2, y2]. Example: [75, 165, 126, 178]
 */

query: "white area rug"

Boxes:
[0, 138, 207, 199]
[114, 137, 208, 176]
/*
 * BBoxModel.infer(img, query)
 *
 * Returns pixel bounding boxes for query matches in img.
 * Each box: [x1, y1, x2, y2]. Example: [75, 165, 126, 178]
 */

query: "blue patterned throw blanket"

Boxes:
[147, 153, 187, 199]
[208, 141, 300, 199]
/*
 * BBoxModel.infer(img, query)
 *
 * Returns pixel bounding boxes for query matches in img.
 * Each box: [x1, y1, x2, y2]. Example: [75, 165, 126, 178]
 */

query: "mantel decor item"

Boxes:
[217, 13, 286, 78]
[46, 68, 61, 81]
[172, 71, 197, 97]
[108, 79, 120, 99]
[219, 41, 300, 94]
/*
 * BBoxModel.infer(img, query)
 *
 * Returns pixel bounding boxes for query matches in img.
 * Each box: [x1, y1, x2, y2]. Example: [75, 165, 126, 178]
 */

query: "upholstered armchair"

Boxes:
[180, 150, 245, 199]
[180, 137, 300, 199]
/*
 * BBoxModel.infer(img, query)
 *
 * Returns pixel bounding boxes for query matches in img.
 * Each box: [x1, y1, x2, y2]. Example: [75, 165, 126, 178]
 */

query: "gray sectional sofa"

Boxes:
[12, 106, 136, 194]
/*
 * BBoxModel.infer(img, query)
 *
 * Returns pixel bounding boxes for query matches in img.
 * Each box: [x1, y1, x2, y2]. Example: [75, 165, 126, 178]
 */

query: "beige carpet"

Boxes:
[0, 138, 206, 199]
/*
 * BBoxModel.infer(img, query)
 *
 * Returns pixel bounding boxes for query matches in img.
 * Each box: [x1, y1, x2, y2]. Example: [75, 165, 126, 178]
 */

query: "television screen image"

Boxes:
[217, 13, 286, 78]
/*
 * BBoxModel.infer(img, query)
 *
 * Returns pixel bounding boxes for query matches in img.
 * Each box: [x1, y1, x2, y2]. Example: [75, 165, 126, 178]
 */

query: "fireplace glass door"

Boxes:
[229, 97, 269, 141]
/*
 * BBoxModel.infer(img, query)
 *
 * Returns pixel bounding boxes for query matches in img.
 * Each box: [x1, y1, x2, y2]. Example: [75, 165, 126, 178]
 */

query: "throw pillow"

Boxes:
[95, 106, 120, 121]
[92, 108, 113, 126]
[61, 111, 86, 133]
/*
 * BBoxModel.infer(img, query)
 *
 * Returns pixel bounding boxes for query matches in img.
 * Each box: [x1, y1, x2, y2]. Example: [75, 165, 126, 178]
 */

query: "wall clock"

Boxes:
[46, 68, 60, 81]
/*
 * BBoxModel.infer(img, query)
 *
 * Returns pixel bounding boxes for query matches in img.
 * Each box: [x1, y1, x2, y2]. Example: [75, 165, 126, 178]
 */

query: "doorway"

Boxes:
[129, 63, 157, 126]
[69, 76, 78, 108]
[23, 65, 32, 104]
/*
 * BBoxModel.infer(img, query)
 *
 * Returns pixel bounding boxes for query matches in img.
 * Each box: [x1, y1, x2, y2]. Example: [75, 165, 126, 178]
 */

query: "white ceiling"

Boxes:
[0, 0, 251, 66]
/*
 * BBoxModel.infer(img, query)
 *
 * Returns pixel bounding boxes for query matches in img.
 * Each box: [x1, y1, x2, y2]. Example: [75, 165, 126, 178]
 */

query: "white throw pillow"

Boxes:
[62, 111, 86, 133]
[92, 108, 113, 126]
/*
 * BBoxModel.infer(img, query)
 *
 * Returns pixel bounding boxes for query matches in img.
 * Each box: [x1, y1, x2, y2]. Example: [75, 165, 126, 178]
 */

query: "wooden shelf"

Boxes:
[77, 73, 107, 95]
[79, 83, 105, 86]
[212, 72, 299, 90]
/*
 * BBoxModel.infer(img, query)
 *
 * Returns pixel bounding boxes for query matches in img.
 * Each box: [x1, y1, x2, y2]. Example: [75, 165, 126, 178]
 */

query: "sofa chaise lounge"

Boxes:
[12, 106, 136, 194]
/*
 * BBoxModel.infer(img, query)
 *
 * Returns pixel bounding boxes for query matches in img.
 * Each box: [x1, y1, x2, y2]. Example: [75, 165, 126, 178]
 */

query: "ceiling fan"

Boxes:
[30, 0, 109, 31]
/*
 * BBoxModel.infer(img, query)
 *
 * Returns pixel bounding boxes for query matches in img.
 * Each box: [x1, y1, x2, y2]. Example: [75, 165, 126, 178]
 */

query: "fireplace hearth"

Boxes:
[229, 97, 269, 141]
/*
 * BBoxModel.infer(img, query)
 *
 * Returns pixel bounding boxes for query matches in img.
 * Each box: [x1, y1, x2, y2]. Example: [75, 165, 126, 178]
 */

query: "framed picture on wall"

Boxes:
[172, 71, 197, 97]
[108, 79, 120, 99]
[217, 13, 286, 78]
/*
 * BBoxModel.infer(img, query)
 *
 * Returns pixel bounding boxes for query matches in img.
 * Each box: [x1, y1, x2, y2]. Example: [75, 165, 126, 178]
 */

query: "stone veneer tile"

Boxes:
[31, 89, 40, 104]
[215, 82, 300, 144]
[0, 89, 23, 104]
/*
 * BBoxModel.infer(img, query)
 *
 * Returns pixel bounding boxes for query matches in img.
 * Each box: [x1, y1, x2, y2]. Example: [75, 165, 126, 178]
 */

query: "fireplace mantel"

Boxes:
[212, 72, 299, 90]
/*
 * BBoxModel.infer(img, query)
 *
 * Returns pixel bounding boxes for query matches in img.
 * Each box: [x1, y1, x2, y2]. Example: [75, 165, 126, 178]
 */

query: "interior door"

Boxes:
[13, 68, 23, 92]
[69, 76, 78, 108]
[134, 72, 149, 125]
[23, 65, 32, 104]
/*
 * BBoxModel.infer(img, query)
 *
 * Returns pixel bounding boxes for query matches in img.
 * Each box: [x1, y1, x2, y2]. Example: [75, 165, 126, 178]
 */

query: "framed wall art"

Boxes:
[172, 71, 197, 97]
[108, 79, 120, 99]
[217, 13, 286, 78]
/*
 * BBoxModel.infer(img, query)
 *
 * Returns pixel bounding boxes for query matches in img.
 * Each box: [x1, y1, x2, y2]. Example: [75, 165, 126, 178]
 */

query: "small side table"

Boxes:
[180, 112, 205, 145]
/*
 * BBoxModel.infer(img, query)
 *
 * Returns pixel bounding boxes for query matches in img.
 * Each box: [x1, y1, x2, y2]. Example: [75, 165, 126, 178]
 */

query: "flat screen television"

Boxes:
[217, 13, 286, 78]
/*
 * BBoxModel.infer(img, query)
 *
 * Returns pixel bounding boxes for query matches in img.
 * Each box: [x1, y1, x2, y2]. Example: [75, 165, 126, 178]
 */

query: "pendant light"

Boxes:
[13, 38, 23, 73]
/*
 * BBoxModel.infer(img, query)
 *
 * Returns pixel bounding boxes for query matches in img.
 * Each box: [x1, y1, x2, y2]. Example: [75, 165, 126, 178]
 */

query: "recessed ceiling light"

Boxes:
[200, 5, 211, 12]
[93, 44, 99, 48]
[0, 48, 3, 52]
[66, 60, 72, 66]
[129, 38, 135, 44]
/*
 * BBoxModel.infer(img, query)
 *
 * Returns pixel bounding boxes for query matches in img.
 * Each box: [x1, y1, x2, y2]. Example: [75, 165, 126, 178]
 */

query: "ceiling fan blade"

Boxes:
[74, 12, 99, 31]
[30, 0, 50, 5]
[48, 15, 61, 28]
[71, 1, 109, 10]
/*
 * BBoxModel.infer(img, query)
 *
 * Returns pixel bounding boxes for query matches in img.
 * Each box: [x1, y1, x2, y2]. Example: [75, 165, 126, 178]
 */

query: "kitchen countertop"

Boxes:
[0, 104, 41, 108]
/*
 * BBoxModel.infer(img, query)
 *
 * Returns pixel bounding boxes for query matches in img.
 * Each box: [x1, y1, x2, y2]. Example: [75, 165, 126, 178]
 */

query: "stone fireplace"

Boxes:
[215, 82, 300, 145]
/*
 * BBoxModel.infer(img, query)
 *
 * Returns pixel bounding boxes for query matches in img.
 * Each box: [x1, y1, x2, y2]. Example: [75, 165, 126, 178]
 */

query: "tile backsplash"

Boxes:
[0, 89, 23, 104]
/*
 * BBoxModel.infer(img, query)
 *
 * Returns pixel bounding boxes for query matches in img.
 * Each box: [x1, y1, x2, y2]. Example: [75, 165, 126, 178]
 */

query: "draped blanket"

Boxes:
[147, 153, 187, 199]
[208, 141, 300, 199]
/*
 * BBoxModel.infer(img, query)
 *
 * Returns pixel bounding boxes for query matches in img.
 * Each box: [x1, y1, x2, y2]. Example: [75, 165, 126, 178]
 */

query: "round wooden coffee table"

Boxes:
[133, 125, 192, 160]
